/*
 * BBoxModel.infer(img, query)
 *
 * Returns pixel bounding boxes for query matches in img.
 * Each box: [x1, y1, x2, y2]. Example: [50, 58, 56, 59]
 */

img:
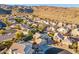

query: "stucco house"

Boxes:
[71, 28, 79, 37]
[57, 22, 63, 27]
[57, 27, 68, 34]
[46, 26, 55, 32]
[53, 33, 64, 42]
[62, 36, 72, 47]
[33, 32, 53, 45]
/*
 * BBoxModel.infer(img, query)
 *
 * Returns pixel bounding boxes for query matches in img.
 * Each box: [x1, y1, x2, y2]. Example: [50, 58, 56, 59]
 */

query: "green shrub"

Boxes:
[23, 35, 33, 42]
[14, 18, 23, 23]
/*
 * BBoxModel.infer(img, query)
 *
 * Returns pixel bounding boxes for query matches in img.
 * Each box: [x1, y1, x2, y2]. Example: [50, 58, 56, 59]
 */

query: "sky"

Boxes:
[23, 4, 79, 7]
[8, 4, 79, 8]
[0, 0, 79, 7]
[47, 4, 79, 7]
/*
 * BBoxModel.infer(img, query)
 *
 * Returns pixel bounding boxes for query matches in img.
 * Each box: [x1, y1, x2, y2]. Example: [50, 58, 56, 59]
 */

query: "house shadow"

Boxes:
[44, 47, 72, 54]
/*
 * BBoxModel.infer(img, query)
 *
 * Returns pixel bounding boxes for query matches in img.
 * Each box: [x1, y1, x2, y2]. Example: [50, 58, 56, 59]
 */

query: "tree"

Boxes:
[37, 24, 46, 32]
[0, 40, 13, 51]
[31, 29, 37, 34]
[0, 29, 6, 35]
[15, 24, 21, 30]
[23, 30, 33, 42]
[23, 20, 27, 24]
[48, 32, 54, 38]
[28, 30, 33, 35]
[23, 35, 33, 42]
[14, 18, 23, 23]
[3, 40, 13, 48]
[2, 18, 7, 24]
[72, 41, 78, 53]
[69, 41, 78, 53]
[15, 31, 24, 40]
[31, 24, 37, 28]
[3, 18, 12, 26]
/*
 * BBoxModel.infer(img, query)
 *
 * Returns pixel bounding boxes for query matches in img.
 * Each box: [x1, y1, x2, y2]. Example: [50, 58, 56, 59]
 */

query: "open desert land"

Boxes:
[32, 6, 79, 24]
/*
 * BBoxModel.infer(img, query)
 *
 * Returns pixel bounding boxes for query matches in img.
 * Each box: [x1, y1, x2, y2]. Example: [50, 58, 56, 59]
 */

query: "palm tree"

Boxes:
[72, 41, 78, 53]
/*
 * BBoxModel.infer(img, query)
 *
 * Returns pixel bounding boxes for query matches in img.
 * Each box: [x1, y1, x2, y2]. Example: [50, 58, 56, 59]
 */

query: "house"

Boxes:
[40, 33, 53, 45]
[43, 21, 49, 25]
[31, 23, 37, 28]
[33, 32, 53, 45]
[51, 22, 56, 27]
[46, 26, 55, 32]
[34, 17, 41, 22]
[18, 8, 33, 13]
[53, 33, 64, 42]
[57, 22, 63, 27]
[24, 8, 33, 13]
[22, 30, 29, 35]
[33, 32, 41, 39]
[62, 36, 79, 48]
[71, 28, 79, 37]
[69, 37, 79, 48]
[66, 24, 72, 30]
[62, 36, 72, 46]
[10, 23, 18, 29]
[33, 32, 42, 44]
[57, 27, 68, 34]
[20, 24, 30, 30]
[71, 24, 77, 29]
[8, 19, 16, 24]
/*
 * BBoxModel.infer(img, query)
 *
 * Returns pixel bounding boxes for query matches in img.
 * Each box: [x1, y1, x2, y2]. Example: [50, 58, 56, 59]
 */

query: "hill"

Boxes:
[0, 5, 79, 24]
[32, 6, 79, 24]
